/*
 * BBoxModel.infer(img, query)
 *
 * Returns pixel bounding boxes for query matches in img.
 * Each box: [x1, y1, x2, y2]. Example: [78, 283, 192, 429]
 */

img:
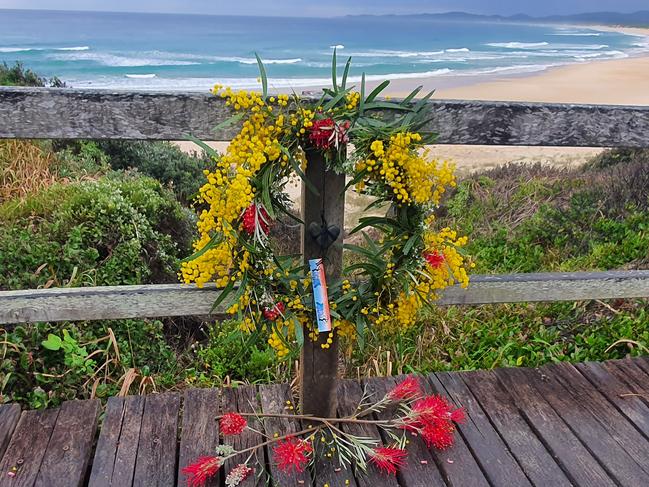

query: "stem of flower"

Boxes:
[219, 412, 394, 427]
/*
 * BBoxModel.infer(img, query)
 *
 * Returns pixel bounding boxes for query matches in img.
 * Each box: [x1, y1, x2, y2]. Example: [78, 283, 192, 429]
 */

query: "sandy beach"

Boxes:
[177, 24, 648, 178]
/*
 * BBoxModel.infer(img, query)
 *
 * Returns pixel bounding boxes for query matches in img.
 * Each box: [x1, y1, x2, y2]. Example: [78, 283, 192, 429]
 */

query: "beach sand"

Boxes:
[175, 24, 648, 219]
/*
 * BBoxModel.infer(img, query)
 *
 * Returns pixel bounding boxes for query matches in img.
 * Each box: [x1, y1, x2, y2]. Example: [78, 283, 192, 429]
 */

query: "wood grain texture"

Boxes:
[0, 404, 20, 461]
[177, 388, 220, 487]
[0, 408, 59, 487]
[34, 399, 101, 487]
[433, 371, 532, 487]
[132, 393, 181, 487]
[2, 88, 649, 147]
[460, 370, 572, 487]
[363, 376, 448, 487]
[88, 395, 146, 487]
[258, 383, 312, 487]
[300, 148, 345, 418]
[336, 380, 394, 487]
[4, 270, 649, 325]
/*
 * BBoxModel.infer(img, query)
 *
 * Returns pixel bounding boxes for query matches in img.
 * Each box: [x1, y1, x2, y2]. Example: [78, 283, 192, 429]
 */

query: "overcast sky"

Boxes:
[0, 0, 647, 17]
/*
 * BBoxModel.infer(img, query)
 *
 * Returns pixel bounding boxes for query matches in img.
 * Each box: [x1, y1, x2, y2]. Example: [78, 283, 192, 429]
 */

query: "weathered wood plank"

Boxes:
[177, 388, 220, 487]
[336, 380, 395, 487]
[2, 88, 649, 147]
[0, 404, 21, 461]
[132, 393, 181, 487]
[258, 384, 312, 486]
[433, 371, 532, 486]
[547, 362, 649, 473]
[221, 386, 267, 487]
[0, 408, 59, 487]
[363, 376, 449, 487]
[88, 395, 146, 487]
[605, 358, 649, 394]
[4, 270, 649, 324]
[460, 370, 572, 486]
[575, 361, 649, 439]
[34, 399, 101, 487]
[300, 148, 345, 418]
[495, 367, 616, 487]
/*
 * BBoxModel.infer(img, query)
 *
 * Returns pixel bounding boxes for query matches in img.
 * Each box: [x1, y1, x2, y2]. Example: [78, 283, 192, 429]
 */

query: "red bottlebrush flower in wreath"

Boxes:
[263, 301, 285, 321]
[220, 413, 248, 436]
[273, 437, 313, 473]
[182, 456, 221, 487]
[369, 447, 408, 475]
[387, 376, 422, 401]
[225, 464, 253, 487]
[242, 203, 271, 236]
[420, 420, 456, 450]
[424, 250, 445, 269]
[308, 118, 350, 150]
[411, 395, 464, 425]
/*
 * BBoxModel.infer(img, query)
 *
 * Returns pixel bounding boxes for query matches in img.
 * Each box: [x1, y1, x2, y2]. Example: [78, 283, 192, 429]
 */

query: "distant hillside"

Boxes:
[350, 10, 649, 27]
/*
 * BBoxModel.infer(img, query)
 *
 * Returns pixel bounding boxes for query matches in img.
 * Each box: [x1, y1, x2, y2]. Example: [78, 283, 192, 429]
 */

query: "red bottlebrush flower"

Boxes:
[411, 395, 455, 423]
[387, 376, 422, 401]
[273, 437, 313, 473]
[220, 413, 248, 436]
[369, 447, 408, 475]
[424, 251, 445, 269]
[225, 464, 253, 487]
[308, 118, 349, 150]
[263, 301, 285, 321]
[182, 456, 221, 487]
[242, 204, 271, 236]
[420, 421, 455, 450]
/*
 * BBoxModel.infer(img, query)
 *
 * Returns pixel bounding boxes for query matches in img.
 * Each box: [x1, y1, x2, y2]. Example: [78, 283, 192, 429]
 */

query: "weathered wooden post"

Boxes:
[300, 148, 345, 417]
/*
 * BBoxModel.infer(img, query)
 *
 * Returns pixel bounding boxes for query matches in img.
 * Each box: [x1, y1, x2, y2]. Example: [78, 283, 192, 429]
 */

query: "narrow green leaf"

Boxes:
[365, 80, 390, 104]
[402, 233, 421, 255]
[261, 166, 275, 219]
[181, 234, 224, 263]
[210, 278, 236, 312]
[401, 85, 423, 105]
[185, 135, 220, 159]
[293, 315, 305, 347]
[341, 56, 352, 91]
[359, 73, 366, 114]
[212, 112, 245, 132]
[331, 47, 338, 93]
[255, 52, 268, 101]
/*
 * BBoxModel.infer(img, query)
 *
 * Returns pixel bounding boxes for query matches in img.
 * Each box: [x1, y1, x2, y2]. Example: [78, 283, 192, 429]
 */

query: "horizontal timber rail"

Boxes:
[1, 270, 648, 325]
[2, 87, 649, 147]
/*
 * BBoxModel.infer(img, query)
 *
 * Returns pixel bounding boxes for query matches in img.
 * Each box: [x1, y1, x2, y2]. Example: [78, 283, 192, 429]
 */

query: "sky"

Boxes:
[0, 0, 647, 17]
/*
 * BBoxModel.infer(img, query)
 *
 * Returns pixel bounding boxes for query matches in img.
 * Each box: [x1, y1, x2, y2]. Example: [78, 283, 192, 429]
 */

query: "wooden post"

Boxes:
[300, 149, 345, 417]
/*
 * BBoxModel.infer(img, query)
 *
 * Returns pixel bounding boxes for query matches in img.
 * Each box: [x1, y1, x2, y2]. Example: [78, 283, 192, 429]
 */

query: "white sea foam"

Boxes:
[210, 56, 302, 64]
[48, 52, 200, 66]
[0, 45, 90, 53]
[487, 42, 549, 49]
[446, 48, 470, 53]
[125, 73, 157, 78]
[551, 32, 601, 36]
[329, 44, 345, 49]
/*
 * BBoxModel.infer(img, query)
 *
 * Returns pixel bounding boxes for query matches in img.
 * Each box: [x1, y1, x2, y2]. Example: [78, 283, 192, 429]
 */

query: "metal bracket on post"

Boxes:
[300, 149, 345, 418]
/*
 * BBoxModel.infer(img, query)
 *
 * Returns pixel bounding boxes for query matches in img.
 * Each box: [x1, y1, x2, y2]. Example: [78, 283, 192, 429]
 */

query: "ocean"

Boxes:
[1, 9, 648, 91]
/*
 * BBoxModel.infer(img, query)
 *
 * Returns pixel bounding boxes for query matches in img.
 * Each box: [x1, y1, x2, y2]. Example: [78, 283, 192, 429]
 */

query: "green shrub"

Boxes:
[0, 62, 64, 87]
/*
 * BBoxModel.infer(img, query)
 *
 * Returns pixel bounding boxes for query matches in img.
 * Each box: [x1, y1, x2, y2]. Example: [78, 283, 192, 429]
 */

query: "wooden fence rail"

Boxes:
[2, 87, 649, 146]
[2, 270, 648, 325]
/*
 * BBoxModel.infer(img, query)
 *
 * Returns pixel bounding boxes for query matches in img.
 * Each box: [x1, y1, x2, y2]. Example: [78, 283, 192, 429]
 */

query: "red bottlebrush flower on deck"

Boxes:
[424, 251, 445, 269]
[242, 204, 271, 236]
[369, 447, 408, 475]
[263, 301, 286, 321]
[420, 421, 455, 450]
[387, 376, 422, 401]
[273, 437, 313, 473]
[225, 464, 253, 487]
[182, 456, 221, 487]
[411, 395, 456, 424]
[220, 413, 248, 436]
[308, 118, 349, 150]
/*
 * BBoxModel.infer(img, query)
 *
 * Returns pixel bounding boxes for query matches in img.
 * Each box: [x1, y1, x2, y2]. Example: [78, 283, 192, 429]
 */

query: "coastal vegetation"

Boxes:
[1, 68, 648, 409]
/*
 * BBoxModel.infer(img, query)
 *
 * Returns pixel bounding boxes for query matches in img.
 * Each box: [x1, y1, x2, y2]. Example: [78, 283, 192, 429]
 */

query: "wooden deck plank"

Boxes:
[258, 384, 312, 487]
[606, 358, 649, 393]
[34, 399, 100, 487]
[364, 376, 448, 487]
[0, 404, 21, 461]
[433, 371, 532, 487]
[132, 393, 181, 487]
[221, 386, 267, 487]
[495, 367, 617, 487]
[336, 380, 397, 487]
[177, 388, 220, 487]
[460, 370, 572, 486]
[0, 408, 59, 487]
[90, 395, 146, 487]
[548, 362, 649, 473]
[575, 361, 649, 439]
[631, 356, 649, 376]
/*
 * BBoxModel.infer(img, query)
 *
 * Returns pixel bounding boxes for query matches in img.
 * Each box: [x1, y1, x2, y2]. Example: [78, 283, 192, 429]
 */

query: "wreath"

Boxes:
[180, 53, 473, 357]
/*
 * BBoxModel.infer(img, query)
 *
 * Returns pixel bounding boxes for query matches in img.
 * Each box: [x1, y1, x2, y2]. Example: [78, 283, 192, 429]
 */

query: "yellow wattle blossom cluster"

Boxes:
[356, 133, 456, 205]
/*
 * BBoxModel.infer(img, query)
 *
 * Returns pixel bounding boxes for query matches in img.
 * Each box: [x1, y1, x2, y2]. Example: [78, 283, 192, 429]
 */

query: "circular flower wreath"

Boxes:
[180, 54, 473, 357]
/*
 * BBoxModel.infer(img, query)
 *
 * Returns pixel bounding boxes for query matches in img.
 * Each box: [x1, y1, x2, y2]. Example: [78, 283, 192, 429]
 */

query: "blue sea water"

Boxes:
[0, 9, 647, 91]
